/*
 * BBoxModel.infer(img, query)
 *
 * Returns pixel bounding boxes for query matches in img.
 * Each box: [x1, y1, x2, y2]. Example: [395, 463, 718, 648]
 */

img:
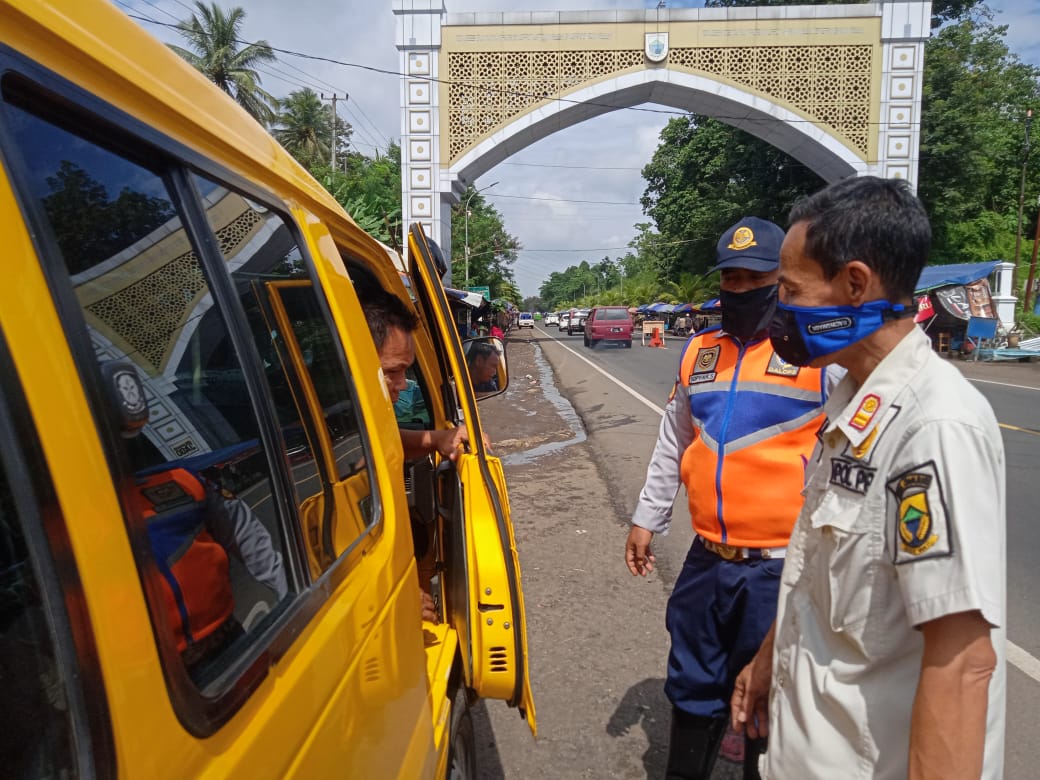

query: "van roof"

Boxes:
[10, 0, 389, 261]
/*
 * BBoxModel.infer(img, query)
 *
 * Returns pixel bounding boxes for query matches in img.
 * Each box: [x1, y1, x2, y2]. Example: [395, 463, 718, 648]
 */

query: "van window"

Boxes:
[597, 308, 629, 321]
[0, 91, 382, 707]
[190, 175, 377, 574]
[2, 98, 298, 690]
[0, 442, 76, 776]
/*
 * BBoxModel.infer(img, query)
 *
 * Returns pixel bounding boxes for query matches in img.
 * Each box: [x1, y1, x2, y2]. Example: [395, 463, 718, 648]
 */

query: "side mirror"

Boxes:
[463, 336, 508, 400]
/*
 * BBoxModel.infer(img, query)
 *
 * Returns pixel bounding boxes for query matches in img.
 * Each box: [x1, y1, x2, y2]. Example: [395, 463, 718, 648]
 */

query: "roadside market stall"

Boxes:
[913, 261, 1001, 353]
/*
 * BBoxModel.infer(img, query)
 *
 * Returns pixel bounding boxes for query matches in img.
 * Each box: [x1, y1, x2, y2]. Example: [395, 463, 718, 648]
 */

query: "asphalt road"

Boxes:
[470, 325, 1037, 777]
[528, 324, 1040, 780]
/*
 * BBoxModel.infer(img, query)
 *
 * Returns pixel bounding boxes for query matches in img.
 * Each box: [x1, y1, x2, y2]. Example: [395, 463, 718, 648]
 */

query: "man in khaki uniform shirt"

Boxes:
[731, 176, 1006, 779]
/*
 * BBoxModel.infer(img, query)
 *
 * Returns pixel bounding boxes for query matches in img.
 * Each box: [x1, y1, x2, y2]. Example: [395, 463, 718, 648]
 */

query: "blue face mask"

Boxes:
[768, 299, 913, 366]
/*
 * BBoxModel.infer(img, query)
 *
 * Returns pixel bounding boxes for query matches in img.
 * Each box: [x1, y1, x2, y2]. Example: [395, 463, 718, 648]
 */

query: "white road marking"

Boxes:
[537, 327, 1040, 683]
[968, 377, 1040, 392]
[537, 327, 666, 416]
[1008, 641, 1040, 683]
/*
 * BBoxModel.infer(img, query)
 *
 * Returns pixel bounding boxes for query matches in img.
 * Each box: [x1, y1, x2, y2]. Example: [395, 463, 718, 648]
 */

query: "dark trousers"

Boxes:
[663, 539, 782, 779]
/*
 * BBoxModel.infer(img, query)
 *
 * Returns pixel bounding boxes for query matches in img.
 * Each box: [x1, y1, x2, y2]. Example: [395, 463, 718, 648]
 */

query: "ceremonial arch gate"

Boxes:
[392, 1, 931, 266]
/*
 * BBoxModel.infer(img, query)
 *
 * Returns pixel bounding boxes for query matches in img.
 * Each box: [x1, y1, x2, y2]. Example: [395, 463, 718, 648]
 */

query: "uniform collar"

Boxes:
[823, 327, 930, 447]
[712, 329, 768, 346]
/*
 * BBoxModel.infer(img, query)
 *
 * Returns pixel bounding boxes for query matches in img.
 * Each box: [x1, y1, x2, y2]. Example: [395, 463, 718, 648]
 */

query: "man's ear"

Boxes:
[844, 261, 876, 305]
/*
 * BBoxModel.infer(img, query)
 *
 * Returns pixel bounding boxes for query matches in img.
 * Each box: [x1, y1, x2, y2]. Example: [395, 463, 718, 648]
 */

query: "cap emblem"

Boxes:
[728, 226, 757, 251]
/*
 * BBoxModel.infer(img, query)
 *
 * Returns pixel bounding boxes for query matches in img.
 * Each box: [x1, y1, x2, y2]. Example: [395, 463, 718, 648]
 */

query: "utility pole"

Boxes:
[321, 93, 348, 171]
[1012, 108, 1033, 297]
[1025, 194, 1040, 313]
[463, 181, 498, 285]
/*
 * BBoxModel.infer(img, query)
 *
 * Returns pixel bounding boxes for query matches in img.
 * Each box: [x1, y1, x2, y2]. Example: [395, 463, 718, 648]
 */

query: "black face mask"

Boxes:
[768, 305, 813, 365]
[720, 284, 778, 342]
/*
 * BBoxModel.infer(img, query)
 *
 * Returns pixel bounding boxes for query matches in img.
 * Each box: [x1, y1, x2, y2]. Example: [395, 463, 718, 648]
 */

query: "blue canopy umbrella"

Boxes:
[914, 261, 1001, 293]
[696, 298, 721, 312]
[673, 303, 695, 314]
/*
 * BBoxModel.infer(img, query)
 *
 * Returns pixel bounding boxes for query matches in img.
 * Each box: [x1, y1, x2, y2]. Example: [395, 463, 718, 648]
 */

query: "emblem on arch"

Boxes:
[645, 32, 669, 63]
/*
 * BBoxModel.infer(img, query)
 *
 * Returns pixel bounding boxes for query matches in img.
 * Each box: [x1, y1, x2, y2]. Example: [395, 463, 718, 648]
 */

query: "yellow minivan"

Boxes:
[0, 0, 534, 776]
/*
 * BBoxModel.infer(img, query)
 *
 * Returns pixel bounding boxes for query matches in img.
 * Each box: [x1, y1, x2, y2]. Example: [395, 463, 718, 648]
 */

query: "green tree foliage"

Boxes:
[640, 117, 824, 278]
[273, 89, 352, 170]
[522, 295, 546, 312]
[312, 145, 403, 247]
[917, 14, 1040, 265]
[638, 2, 1039, 286]
[42, 161, 175, 274]
[450, 188, 521, 296]
[169, 2, 278, 126]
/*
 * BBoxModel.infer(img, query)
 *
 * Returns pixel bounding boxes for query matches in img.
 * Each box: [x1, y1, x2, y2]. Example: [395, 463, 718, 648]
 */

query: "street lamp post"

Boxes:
[1012, 109, 1033, 297]
[463, 181, 499, 285]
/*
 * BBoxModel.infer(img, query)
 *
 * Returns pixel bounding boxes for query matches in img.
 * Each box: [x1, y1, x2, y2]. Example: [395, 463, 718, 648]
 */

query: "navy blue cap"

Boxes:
[710, 217, 785, 272]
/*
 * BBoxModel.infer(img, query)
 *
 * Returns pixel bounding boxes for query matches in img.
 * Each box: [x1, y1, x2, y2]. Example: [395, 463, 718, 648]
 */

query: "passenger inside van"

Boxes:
[122, 419, 289, 685]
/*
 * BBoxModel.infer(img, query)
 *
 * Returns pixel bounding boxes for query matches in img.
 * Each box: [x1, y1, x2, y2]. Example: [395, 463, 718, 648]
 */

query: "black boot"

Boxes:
[665, 707, 728, 780]
[743, 736, 767, 780]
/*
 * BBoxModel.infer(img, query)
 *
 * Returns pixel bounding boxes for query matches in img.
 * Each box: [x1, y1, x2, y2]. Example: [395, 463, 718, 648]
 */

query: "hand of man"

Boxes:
[429, 426, 469, 461]
[731, 626, 775, 739]
[625, 525, 656, 576]
[420, 589, 439, 624]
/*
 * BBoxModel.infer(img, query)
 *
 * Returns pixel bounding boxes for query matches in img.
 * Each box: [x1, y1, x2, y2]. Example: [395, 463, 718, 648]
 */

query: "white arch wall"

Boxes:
[393, 2, 931, 273]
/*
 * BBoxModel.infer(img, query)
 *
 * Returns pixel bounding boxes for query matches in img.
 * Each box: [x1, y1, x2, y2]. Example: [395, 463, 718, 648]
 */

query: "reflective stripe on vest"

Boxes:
[131, 468, 234, 652]
[678, 332, 825, 547]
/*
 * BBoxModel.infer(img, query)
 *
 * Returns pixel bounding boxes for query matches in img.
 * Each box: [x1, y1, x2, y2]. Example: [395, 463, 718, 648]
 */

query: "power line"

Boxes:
[124, 13, 927, 131]
[488, 192, 640, 206]
[518, 237, 702, 252]
[273, 57, 391, 148]
[124, 5, 391, 153]
[502, 160, 644, 171]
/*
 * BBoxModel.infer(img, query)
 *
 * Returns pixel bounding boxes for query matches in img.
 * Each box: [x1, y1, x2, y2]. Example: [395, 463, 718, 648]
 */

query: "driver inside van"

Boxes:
[465, 341, 500, 393]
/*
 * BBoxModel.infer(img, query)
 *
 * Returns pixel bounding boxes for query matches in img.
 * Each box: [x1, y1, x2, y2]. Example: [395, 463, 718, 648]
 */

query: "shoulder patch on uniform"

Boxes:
[887, 461, 953, 564]
[766, 351, 800, 377]
[843, 404, 901, 463]
[849, 393, 881, 431]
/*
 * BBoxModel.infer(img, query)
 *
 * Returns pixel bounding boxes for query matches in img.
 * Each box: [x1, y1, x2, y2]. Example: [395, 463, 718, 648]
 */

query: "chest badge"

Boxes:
[766, 352, 800, 377]
[689, 346, 720, 384]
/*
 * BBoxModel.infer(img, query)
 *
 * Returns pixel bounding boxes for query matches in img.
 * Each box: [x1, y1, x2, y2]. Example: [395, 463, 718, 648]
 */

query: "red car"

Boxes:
[583, 306, 633, 348]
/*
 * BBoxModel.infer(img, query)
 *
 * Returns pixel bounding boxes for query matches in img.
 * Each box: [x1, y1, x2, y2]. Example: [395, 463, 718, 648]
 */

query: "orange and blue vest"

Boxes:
[678, 328, 825, 548]
[129, 468, 234, 652]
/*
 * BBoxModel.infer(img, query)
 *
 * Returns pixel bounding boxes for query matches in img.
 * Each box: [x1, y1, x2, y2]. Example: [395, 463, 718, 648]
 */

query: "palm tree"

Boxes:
[169, 2, 278, 126]
[661, 272, 717, 305]
[273, 89, 330, 168]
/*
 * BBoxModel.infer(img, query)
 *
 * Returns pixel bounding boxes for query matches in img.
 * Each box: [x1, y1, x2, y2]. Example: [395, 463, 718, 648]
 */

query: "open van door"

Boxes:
[406, 224, 536, 734]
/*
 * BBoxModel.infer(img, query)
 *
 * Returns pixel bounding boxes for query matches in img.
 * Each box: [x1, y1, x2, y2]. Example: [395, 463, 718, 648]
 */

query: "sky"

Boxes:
[122, 0, 1040, 299]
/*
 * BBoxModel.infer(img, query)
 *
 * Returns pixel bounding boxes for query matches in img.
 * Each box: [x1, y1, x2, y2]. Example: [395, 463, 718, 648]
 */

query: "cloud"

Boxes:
[125, 0, 1040, 297]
